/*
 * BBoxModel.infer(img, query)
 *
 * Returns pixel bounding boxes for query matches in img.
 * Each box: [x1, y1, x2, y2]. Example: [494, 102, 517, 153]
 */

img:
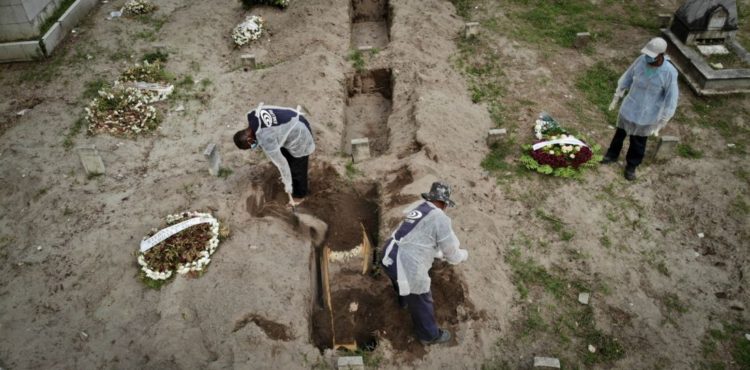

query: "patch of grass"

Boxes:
[576, 62, 620, 126]
[522, 305, 548, 335]
[655, 260, 670, 277]
[449, 0, 476, 18]
[218, 167, 233, 179]
[677, 143, 703, 159]
[63, 206, 74, 216]
[345, 161, 360, 179]
[731, 196, 750, 216]
[143, 50, 169, 63]
[663, 293, 688, 315]
[134, 29, 156, 41]
[200, 78, 212, 89]
[700, 321, 750, 369]
[82, 78, 108, 100]
[109, 49, 131, 61]
[481, 141, 514, 174]
[505, 248, 566, 299]
[535, 209, 575, 242]
[348, 50, 365, 72]
[600, 235, 611, 249]
[176, 75, 195, 90]
[62, 117, 86, 150]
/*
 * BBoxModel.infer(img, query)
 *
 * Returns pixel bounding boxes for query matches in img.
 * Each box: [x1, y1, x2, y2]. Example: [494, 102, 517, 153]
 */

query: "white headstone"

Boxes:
[204, 143, 220, 176]
[241, 54, 256, 68]
[533, 356, 561, 368]
[578, 292, 590, 305]
[487, 128, 507, 146]
[337, 356, 364, 370]
[465, 22, 480, 38]
[351, 138, 371, 163]
[76, 146, 105, 176]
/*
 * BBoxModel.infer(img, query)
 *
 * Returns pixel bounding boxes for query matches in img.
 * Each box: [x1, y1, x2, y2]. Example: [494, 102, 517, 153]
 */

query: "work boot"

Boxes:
[624, 166, 637, 181]
[600, 156, 616, 164]
[420, 329, 452, 345]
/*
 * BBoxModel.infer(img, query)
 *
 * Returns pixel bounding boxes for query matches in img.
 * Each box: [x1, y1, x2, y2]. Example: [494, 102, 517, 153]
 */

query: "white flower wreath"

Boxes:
[137, 211, 220, 281]
[232, 15, 264, 46]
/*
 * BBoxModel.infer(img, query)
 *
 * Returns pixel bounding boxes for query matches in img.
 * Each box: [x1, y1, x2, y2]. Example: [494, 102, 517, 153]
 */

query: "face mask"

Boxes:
[250, 141, 258, 150]
[645, 55, 656, 64]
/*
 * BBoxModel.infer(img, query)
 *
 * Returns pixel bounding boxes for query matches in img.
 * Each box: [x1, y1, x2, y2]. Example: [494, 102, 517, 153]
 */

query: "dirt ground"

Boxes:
[0, 0, 748, 369]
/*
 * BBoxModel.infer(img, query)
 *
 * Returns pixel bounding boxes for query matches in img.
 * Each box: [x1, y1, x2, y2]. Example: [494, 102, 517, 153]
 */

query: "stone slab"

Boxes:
[578, 292, 590, 305]
[337, 356, 364, 370]
[58, 0, 96, 33]
[658, 13, 672, 28]
[486, 128, 507, 146]
[654, 136, 679, 161]
[0, 39, 43, 62]
[40, 21, 62, 55]
[203, 143, 220, 176]
[464, 22, 479, 38]
[533, 356, 561, 368]
[76, 146, 105, 176]
[697, 44, 729, 56]
[240, 53, 256, 68]
[574, 32, 591, 49]
[351, 138, 370, 163]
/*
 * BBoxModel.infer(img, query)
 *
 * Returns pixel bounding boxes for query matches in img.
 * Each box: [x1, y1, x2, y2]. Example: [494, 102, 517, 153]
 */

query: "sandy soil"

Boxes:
[0, 0, 748, 369]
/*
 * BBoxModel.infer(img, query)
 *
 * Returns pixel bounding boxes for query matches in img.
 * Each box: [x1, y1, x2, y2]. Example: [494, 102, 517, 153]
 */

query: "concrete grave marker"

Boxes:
[533, 356, 561, 368]
[241, 54, 256, 68]
[337, 356, 364, 370]
[465, 22, 480, 38]
[76, 146, 105, 176]
[351, 138, 370, 163]
[658, 14, 672, 28]
[654, 136, 680, 161]
[574, 32, 591, 49]
[578, 292, 590, 305]
[486, 128, 507, 147]
[203, 143, 220, 176]
[357, 45, 374, 53]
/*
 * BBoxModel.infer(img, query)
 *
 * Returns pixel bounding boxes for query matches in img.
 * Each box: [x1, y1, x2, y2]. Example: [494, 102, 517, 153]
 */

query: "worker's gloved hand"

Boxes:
[653, 118, 669, 137]
[287, 193, 299, 208]
[608, 94, 620, 112]
[435, 250, 445, 261]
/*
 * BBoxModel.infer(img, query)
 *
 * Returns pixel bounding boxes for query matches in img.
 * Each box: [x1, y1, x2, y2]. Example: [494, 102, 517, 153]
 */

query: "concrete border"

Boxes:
[663, 28, 750, 95]
[0, 0, 97, 63]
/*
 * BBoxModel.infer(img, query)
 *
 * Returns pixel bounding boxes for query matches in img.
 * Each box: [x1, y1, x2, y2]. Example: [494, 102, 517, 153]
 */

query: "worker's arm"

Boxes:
[435, 215, 468, 265]
[261, 144, 294, 195]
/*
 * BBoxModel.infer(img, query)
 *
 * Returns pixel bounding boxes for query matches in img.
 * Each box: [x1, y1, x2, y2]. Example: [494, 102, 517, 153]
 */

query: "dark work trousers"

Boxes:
[382, 244, 441, 342]
[605, 127, 648, 169]
[279, 147, 309, 198]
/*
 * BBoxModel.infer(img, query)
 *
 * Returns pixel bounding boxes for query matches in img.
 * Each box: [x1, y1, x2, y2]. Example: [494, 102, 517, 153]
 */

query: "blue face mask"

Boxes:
[250, 141, 258, 150]
[645, 55, 657, 63]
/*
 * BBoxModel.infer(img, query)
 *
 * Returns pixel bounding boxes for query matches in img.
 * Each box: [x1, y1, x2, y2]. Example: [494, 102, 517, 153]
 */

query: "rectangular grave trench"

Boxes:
[351, 0, 391, 49]
[309, 181, 382, 352]
[343, 68, 393, 157]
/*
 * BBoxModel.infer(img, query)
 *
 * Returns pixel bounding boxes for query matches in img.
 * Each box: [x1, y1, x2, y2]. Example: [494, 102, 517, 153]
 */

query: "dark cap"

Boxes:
[421, 181, 456, 207]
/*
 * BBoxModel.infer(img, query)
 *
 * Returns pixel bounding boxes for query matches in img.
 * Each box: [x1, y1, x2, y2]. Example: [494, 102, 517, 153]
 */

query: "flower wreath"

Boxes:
[137, 211, 221, 283]
[520, 113, 602, 178]
[232, 15, 264, 46]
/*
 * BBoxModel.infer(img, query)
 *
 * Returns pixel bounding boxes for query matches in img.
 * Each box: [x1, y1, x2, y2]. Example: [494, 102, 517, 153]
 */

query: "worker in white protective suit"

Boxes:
[601, 37, 679, 181]
[233, 103, 315, 206]
[381, 181, 469, 345]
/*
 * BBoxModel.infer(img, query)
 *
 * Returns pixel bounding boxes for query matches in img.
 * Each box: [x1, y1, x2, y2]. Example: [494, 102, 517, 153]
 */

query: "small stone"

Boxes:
[694, 251, 700, 257]
[16, 109, 31, 116]
[588, 344, 596, 353]
[36, 246, 42, 251]
[464, 22, 480, 38]
[86, 54, 93, 60]
[533, 356, 561, 368]
[348, 302, 358, 312]
[578, 292, 590, 305]
[80, 331, 89, 341]
[351, 138, 370, 163]
[710, 62, 724, 69]
[337, 356, 364, 370]
[727, 143, 736, 148]
[698, 233, 705, 238]
[745, 333, 750, 341]
[574, 32, 591, 49]
[175, 105, 185, 112]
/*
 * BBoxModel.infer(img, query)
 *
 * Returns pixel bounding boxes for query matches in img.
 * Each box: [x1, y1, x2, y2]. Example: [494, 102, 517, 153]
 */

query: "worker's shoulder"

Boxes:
[664, 59, 679, 76]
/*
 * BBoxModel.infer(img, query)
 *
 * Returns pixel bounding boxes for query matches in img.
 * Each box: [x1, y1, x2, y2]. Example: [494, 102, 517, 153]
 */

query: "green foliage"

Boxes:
[482, 142, 513, 173]
[82, 79, 108, 100]
[505, 248, 566, 299]
[345, 161, 360, 179]
[40, 0, 76, 36]
[62, 117, 86, 150]
[143, 50, 169, 63]
[348, 50, 366, 72]
[218, 167, 233, 179]
[139, 271, 172, 289]
[677, 143, 703, 159]
[120, 60, 172, 83]
[576, 62, 620, 126]
[449, 0, 475, 18]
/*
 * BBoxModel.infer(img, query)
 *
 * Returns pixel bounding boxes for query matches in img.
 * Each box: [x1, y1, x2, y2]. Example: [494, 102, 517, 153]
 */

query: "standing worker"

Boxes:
[381, 182, 469, 345]
[601, 37, 679, 181]
[233, 103, 315, 206]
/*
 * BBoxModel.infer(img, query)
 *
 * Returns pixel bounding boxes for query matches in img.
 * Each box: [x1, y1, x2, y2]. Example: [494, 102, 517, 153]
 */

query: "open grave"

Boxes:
[245, 163, 480, 359]
[351, 0, 391, 49]
[343, 68, 393, 158]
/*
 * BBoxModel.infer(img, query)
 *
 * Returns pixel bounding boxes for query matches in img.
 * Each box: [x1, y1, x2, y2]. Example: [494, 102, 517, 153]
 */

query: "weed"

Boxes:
[535, 209, 575, 242]
[63, 117, 87, 150]
[505, 248, 566, 299]
[655, 260, 670, 277]
[663, 293, 688, 314]
[200, 78, 212, 88]
[449, 0, 476, 18]
[522, 305, 548, 335]
[110, 49, 131, 61]
[481, 142, 514, 174]
[677, 143, 703, 159]
[176, 75, 195, 90]
[82, 79, 108, 100]
[732, 196, 750, 216]
[33, 187, 49, 201]
[143, 50, 169, 63]
[40, 0, 76, 36]
[600, 235, 611, 248]
[63, 206, 74, 216]
[218, 167, 233, 179]
[348, 50, 366, 72]
[134, 29, 156, 41]
[345, 161, 360, 179]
